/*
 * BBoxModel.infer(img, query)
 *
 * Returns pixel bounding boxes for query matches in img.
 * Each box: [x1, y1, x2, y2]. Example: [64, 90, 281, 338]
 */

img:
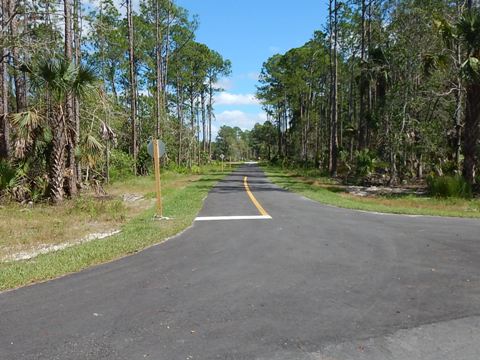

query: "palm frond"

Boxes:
[10, 110, 46, 140]
[461, 56, 480, 83]
[457, 10, 480, 51]
[82, 133, 104, 154]
[72, 65, 97, 97]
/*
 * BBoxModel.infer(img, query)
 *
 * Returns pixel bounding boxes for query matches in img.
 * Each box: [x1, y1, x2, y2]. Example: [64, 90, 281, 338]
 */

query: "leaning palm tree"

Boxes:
[18, 59, 96, 202]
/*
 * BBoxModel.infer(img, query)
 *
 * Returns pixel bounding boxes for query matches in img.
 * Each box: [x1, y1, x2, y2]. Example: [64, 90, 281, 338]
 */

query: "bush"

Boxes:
[137, 144, 152, 176]
[355, 149, 377, 177]
[427, 175, 472, 198]
[0, 160, 16, 191]
[110, 150, 135, 182]
[165, 163, 190, 174]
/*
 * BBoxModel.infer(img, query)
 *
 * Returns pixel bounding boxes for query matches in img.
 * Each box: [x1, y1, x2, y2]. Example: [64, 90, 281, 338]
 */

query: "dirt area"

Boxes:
[345, 185, 427, 197]
[0, 173, 203, 262]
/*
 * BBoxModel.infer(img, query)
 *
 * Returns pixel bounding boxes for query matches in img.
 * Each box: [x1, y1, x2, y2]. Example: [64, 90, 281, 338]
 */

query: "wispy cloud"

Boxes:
[214, 92, 259, 106]
[213, 77, 234, 91]
[214, 110, 267, 132]
[84, 0, 139, 16]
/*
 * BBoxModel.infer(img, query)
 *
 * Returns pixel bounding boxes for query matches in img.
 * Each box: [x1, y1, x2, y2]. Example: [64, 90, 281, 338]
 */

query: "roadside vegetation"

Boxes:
[250, 1, 480, 202]
[1, 0, 232, 205]
[0, 0, 237, 290]
[0, 165, 227, 291]
[264, 164, 480, 218]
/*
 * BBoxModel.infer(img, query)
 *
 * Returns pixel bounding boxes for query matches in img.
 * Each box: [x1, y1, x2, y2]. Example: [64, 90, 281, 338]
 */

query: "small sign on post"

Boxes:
[147, 139, 167, 219]
[220, 154, 225, 172]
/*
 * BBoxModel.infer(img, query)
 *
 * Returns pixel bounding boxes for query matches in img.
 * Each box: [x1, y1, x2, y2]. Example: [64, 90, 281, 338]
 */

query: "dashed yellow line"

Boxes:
[243, 176, 270, 217]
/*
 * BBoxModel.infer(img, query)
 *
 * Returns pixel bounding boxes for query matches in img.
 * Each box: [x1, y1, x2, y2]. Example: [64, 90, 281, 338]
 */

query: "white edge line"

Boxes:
[195, 215, 272, 221]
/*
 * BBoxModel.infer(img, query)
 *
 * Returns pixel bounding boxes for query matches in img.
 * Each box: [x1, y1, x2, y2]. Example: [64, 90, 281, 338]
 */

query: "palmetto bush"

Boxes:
[355, 149, 377, 177]
[427, 175, 472, 198]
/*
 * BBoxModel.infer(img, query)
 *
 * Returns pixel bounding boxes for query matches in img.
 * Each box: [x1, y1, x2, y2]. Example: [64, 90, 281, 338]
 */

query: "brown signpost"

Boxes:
[148, 139, 166, 219]
[153, 139, 162, 218]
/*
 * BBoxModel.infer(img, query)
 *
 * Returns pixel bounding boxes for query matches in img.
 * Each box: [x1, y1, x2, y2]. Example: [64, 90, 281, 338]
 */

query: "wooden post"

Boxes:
[153, 139, 163, 217]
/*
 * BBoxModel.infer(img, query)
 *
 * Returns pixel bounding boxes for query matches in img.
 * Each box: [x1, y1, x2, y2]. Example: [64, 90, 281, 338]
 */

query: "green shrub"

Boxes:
[137, 144, 152, 176]
[427, 175, 472, 198]
[165, 163, 190, 174]
[190, 165, 201, 175]
[355, 149, 377, 177]
[110, 150, 135, 182]
[0, 160, 16, 191]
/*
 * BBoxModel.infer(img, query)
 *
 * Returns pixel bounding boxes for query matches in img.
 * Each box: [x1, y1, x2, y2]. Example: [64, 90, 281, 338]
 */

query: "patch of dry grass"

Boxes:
[0, 171, 201, 260]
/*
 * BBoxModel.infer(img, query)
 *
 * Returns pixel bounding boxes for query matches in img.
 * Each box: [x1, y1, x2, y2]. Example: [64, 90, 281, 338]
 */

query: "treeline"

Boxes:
[214, 125, 252, 161]
[255, 0, 480, 188]
[0, 0, 230, 203]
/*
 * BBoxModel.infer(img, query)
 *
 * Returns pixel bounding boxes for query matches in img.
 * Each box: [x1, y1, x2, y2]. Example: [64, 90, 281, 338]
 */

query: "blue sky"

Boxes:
[175, 0, 328, 137]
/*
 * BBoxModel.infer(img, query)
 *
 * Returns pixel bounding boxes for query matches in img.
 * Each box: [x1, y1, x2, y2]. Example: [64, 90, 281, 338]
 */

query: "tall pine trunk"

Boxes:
[64, 0, 77, 197]
[208, 79, 213, 160]
[176, 76, 183, 165]
[329, 0, 338, 176]
[73, 0, 81, 183]
[0, 0, 9, 159]
[9, 0, 27, 113]
[127, 0, 137, 173]
[462, 83, 480, 184]
[201, 90, 206, 153]
[155, 0, 162, 138]
[358, 0, 368, 149]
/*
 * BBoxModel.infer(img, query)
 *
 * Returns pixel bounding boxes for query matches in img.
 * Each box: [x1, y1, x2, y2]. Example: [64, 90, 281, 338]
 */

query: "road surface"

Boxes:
[1, 164, 480, 359]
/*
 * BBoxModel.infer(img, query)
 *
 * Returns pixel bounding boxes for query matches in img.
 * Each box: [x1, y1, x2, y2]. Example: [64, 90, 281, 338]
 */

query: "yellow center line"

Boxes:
[244, 176, 270, 217]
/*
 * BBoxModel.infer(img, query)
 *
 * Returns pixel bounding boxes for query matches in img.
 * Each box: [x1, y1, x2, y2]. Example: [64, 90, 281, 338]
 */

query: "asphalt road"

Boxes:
[1, 164, 480, 359]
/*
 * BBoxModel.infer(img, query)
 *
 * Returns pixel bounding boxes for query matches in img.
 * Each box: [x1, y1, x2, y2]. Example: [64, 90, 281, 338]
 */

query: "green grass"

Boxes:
[0, 166, 227, 291]
[263, 165, 480, 218]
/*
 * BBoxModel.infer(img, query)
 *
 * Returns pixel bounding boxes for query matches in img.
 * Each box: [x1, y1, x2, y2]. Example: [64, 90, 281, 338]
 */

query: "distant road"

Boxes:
[1, 164, 479, 359]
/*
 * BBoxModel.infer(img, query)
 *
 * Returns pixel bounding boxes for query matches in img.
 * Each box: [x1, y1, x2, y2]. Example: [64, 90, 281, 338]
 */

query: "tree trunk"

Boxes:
[208, 79, 213, 159]
[74, 0, 81, 183]
[329, 0, 339, 177]
[9, 0, 27, 113]
[201, 90, 206, 153]
[49, 107, 67, 203]
[358, 0, 368, 149]
[155, 0, 163, 138]
[454, 1, 463, 170]
[127, 0, 137, 173]
[462, 83, 480, 184]
[176, 77, 183, 165]
[0, 0, 9, 159]
[64, 0, 77, 197]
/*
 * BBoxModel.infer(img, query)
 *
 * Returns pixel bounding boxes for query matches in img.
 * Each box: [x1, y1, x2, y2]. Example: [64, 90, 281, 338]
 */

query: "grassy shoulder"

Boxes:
[0, 165, 227, 291]
[262, 165, 480, 218]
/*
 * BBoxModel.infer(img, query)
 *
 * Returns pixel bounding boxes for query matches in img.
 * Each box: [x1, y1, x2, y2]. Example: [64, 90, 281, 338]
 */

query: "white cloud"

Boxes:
[214, 110, 267, 132]
[84, 0, 139, 16]
[214, 92, 260, 106]
[247, 72, 260, 81]
[213, 77, 234, 91]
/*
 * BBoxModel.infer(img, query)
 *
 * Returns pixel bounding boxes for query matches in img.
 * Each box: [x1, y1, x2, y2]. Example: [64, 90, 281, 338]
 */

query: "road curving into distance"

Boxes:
[1, 164, 479, 359]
